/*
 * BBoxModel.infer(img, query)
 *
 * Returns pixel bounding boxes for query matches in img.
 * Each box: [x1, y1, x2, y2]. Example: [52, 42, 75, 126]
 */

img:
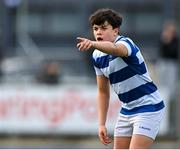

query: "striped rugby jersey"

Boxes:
[92, 35, 165, 115]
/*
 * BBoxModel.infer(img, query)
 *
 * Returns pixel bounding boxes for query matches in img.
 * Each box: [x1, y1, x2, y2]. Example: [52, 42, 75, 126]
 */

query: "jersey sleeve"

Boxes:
[115, 40, 132, 56]
[92, 51, 104, 76]
[94, 66, 103, 76]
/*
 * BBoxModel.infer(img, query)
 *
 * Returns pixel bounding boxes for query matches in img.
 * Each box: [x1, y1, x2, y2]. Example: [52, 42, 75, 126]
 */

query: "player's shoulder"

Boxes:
[115, 35, 134, 44]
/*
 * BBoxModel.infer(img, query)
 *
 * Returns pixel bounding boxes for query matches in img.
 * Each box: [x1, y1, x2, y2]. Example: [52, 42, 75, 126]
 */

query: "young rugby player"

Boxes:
[77, 8, 165, 149]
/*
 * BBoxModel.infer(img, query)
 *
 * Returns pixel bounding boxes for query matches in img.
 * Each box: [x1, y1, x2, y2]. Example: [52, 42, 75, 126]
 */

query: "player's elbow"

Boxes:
[114, 45, 128, 57]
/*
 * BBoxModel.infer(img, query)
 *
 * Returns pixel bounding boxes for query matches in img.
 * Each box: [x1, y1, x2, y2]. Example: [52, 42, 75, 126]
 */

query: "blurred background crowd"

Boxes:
[0, 0, 179, 148]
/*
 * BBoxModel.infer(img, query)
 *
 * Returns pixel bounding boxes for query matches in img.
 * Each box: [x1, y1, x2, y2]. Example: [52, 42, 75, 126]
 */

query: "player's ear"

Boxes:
[114, 28, 119, 36]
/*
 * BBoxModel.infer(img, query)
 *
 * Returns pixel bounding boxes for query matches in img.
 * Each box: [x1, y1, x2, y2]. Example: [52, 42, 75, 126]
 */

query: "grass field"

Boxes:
[0, 136, 179, 149]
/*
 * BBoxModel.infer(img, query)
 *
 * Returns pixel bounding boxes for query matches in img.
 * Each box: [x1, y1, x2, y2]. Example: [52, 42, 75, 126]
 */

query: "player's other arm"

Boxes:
[96, 75, 111, 145]
[77, 37, 128, 57]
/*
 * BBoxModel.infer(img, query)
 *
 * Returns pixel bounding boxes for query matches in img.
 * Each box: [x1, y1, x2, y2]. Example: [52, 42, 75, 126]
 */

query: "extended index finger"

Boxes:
[76, 37, 85, 43]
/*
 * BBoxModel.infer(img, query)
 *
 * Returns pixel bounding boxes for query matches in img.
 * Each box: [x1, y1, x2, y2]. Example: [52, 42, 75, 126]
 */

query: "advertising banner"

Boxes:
[0, 84, 168, 136]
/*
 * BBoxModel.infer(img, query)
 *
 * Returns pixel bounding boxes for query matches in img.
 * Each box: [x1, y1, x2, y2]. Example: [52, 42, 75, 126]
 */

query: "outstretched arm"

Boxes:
[77, 37, 128, 57]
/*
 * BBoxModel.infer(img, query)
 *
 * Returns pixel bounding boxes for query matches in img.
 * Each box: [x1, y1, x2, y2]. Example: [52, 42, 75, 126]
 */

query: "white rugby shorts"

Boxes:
[114, 108, 165, 140]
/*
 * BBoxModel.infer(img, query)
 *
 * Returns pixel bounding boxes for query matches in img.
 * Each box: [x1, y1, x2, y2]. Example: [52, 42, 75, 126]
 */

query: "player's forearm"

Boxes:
[97, 93, 110, 126]
[92, 41, 117, 55]
[92, 41, 127, 57]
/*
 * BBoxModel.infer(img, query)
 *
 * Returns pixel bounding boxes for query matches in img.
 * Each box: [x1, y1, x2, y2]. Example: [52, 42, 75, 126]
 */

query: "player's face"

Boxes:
[93, 21, 119, 42]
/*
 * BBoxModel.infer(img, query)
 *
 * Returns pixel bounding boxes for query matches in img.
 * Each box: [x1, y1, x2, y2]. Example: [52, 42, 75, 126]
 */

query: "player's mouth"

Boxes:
[97, 37, 103, 41]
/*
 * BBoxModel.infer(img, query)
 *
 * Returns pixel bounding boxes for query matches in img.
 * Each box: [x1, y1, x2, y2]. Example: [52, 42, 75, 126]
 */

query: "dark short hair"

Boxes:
[89, 8, 123, 29]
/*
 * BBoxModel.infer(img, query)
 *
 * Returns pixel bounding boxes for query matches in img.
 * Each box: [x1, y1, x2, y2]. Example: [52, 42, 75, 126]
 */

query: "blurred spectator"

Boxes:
[0, 45, 3, 82]
[157, 20, 179, 98]
[37, 61, 60, 85]
[3, 0, 22, 50]
[159, 21, 179, 59]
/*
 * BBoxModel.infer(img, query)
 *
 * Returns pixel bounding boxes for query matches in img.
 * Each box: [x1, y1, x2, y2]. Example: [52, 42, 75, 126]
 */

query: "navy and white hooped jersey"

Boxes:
[92, 35, 165, 115]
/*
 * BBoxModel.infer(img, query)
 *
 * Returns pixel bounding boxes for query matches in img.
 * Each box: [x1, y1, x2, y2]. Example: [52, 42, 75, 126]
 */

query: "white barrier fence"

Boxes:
[0, 84, 169, 136]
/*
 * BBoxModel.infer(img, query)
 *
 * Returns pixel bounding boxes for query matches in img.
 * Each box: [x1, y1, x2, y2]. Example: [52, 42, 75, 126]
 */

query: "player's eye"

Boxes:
[93, 27, 98, 31]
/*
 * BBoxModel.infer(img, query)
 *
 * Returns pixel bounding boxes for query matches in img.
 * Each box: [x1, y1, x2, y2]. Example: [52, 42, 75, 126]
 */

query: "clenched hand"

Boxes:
[98, 125, 112, 146]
